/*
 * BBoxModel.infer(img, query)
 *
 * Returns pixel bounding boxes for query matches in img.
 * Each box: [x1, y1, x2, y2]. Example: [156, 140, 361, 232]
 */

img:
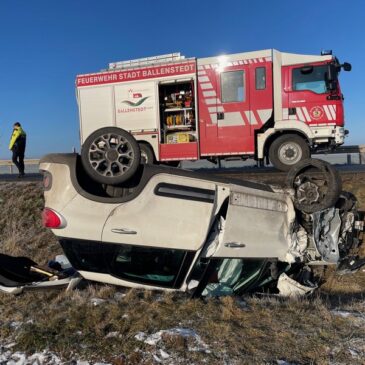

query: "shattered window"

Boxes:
[201, 258, 266, 297]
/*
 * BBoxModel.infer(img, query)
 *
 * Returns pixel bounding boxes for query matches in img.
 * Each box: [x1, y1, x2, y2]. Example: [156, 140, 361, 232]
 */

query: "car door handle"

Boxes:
[224, 242, 246, 248]
[111, 228, 137, 235]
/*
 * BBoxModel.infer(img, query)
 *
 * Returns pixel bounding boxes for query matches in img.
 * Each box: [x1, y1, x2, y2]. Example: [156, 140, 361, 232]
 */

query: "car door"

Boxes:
[211, 185, 295, 260]
[101, 173, 217, 287]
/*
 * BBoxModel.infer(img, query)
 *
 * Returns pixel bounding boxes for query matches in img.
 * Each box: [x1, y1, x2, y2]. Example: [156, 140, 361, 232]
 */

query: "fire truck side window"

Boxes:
[221, 71, 245, 103]
[255, 67, 266, 90]
[292, 65, 328, 94]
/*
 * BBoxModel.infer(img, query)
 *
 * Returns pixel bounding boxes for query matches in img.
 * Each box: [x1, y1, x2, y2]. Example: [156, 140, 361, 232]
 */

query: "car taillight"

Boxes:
[42, 208, 66, 228]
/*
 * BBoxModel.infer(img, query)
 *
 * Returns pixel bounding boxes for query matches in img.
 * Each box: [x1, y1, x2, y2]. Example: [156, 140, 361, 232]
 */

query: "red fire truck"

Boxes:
[76, 49, 351, 172]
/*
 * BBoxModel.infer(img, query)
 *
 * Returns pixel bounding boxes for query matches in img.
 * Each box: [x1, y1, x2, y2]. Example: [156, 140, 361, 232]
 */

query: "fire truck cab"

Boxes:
[76, 49, 351, 177]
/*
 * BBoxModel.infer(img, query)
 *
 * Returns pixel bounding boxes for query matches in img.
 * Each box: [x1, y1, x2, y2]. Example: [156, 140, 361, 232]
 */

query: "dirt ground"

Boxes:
[0, 171, 364, 364]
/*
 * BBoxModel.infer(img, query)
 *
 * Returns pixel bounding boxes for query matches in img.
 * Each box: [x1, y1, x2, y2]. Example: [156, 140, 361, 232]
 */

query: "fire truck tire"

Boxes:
[269, 134, 310, 171]
[140, 143, 155, 164]
[286, 158, 342, 213]
[81, 127, 141, 185]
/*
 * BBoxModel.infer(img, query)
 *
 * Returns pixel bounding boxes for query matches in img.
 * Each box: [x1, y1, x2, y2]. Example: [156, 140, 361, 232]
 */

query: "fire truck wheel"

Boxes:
[269, 134, 310, 171]
[286, 158, 342, 213]
[140, 144, 155, 164]
[81, 127, 141, 185]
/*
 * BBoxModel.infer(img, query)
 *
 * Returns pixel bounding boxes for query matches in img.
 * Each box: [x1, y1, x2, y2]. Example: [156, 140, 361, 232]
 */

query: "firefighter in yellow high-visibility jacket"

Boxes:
[9, 122, 27, 177]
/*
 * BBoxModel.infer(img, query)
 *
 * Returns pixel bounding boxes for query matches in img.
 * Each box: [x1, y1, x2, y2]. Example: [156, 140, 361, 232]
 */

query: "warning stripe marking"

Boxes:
[328, 105, 336, 119]
[203, 90, 216, 97]
[323, 105, 332, 120]
[200, 82, 213, 90]
[302, 107, 311, 122]
[296, 107, 305, 122]
[198, 76, 209, 82]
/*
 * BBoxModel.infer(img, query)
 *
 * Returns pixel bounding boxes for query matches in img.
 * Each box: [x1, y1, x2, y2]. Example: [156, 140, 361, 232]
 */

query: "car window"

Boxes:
[201, 258, 266, 297]
[110, 244, 195, 288]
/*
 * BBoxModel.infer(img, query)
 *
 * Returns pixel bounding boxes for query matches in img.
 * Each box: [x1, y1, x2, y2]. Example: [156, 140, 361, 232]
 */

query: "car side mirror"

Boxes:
[342, 62, 352, 72]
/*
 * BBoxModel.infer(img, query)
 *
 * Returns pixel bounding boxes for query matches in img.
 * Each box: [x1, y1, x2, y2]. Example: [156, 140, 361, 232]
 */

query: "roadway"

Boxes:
[0, 164, 364, 183]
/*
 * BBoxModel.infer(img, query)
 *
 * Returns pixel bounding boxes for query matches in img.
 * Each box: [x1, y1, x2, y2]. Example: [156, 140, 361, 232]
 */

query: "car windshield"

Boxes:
[292, 65, 330, 94]
[200, 258, 267, 297]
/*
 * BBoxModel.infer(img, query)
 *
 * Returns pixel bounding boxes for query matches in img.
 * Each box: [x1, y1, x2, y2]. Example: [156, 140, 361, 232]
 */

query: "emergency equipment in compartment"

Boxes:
[76, 50, 351, 172]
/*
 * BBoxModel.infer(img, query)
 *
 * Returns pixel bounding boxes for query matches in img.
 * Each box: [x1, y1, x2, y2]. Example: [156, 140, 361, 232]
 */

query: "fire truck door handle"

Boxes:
[288, 108, 296, 115]
[217, 112, 224, 120]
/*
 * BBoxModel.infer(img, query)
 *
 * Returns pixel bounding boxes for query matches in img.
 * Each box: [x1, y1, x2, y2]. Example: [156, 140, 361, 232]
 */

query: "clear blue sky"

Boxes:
[0, 0, 364, 158]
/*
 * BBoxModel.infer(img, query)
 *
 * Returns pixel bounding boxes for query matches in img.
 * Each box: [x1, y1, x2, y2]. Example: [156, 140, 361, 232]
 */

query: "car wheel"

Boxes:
[81, 127, 141, 185]
[269, 134, 310, 171]
[286, 158, 342, 213]
[140, 143, 155, 164]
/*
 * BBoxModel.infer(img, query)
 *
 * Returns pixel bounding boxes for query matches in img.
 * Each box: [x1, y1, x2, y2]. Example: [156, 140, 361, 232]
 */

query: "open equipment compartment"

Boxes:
[158, 79, 196, 145]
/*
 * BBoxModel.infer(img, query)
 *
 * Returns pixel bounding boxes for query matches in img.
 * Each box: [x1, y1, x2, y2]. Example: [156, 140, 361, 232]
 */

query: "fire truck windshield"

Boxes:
[292, 65, 332, 94]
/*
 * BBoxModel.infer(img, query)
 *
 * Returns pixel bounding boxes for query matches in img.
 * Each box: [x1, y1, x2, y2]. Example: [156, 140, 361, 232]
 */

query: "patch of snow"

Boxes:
[276, 360, 298, 365]
[159, 349, 170, 359]
[9, 321, 22, 329]
[113, 292, 126, 301]
[153, 354, 162, 363]
[0, 349, 63, 365]
[90, 298, 106, 306]
[105, 331, 119, 338]
[331, 310, 352, 318]
[0, 345, 113, 365]
[134, 327, 210, 353]
[348, 348, 360, 359]
[134, 332, 146, 342]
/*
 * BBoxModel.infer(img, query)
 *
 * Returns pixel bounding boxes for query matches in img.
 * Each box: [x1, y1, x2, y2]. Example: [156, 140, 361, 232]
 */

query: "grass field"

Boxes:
[0, 175, 364, 365]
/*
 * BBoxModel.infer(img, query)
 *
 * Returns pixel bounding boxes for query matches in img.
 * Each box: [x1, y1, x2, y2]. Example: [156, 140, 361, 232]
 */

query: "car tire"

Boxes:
[269, 134, 310, 171]
[140, 143, 155, 164]
[286, 158, 342, 213]
[81, 127, 141, 185]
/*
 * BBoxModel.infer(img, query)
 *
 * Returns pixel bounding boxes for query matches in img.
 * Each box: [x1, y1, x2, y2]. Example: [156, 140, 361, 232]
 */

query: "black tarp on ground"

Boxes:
[0, 254, 45, 287]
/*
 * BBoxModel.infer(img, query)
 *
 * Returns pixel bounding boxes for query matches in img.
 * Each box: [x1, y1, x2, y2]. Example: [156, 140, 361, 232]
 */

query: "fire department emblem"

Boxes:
[310, 106, 324, 120]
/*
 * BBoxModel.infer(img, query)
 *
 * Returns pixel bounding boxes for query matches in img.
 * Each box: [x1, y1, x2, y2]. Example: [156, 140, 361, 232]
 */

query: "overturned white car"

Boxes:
[22, 128, 362, 297]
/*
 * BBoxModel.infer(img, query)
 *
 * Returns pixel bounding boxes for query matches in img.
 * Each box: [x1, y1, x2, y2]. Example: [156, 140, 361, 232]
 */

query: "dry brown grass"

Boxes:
[0, 182, 60, 262]
[1, 287, 364, 364]
[0, 177, 364, 364]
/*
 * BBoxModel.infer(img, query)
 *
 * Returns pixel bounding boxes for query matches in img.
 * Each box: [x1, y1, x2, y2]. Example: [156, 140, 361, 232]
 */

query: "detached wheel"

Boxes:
[269, 134, 310, 171]
[81, 127, 140, 185]
[287, 159, 342, 213]
[140, 144, 155, 164]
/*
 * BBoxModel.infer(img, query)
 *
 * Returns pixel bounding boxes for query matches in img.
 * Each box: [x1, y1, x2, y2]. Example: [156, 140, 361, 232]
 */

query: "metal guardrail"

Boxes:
[0, 159, 40, 174]
[313, 144, 365, 164]
[0, 145, 363, 174]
